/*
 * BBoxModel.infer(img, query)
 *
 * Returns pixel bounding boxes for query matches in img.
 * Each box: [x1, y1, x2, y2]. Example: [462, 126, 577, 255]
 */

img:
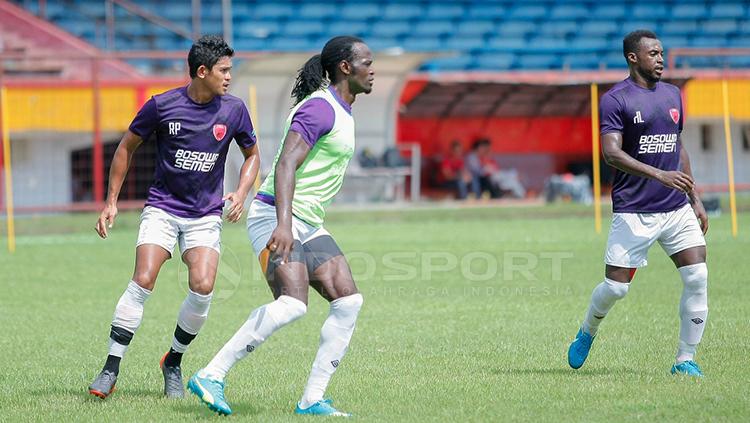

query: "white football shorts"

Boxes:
[246, 200, 330, 258]
[605, 203, 706, 268]
[136, 206, 222, 257]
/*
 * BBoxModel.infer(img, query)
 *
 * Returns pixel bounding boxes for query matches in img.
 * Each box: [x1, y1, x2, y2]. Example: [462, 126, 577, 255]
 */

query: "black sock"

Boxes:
[103, 355, 121, 375]
[163, 325, 196, 368]
[163, 348, 183, 368]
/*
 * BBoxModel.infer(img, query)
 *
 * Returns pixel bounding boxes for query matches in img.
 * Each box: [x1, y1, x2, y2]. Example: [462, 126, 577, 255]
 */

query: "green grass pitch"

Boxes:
[1, 202, 748, 422]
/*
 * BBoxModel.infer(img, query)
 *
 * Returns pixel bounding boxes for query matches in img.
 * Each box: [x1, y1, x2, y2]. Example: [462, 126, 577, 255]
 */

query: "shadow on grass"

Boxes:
[491, 366, 641, 376]
[171, 400, 262, 419]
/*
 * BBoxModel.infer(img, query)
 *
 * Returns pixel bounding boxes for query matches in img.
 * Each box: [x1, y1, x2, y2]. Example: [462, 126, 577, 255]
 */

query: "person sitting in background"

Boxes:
[465, 139, 501, 199]
[439, 140, 470, 199]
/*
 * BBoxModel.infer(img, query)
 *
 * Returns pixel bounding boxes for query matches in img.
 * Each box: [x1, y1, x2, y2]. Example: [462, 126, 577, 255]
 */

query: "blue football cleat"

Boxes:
[671, 360, 704, 377]
[568, 328, 595, 369]
[295, 399, 351, 417]
[187, 371, 232, 416]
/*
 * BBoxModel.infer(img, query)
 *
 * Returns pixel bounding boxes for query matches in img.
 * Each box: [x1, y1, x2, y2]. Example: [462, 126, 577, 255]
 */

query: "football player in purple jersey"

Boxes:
[89, 35, 260, 399]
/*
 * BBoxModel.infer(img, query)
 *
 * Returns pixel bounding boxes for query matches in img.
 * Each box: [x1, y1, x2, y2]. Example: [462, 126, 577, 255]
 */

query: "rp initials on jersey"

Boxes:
[169, 121, 181, 135]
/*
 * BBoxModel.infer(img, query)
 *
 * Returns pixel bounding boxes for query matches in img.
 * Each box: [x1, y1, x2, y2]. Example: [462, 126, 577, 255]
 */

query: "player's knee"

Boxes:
[679, 263, 708, 294]
[190, 278, 215, 295]
[336, 292, 363, 313]
[132, 272, 158, 290]
[270, 295, 307, 325]
[331, 293, 363, 325]
[604, 278, 630, 300]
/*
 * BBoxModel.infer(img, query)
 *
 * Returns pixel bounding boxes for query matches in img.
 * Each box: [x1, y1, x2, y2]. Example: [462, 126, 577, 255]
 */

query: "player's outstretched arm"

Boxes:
[95, 131, 143, 239]
[267, 131, 311, 264]
[223, 144, 260, 223]
[601, 132, 694, 193]
[679, 143, 708, 234]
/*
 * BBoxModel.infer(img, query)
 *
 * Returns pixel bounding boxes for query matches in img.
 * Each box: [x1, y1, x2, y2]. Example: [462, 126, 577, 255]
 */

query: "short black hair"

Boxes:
[187, 35, 234, 78]
[623, 30, 658, 58]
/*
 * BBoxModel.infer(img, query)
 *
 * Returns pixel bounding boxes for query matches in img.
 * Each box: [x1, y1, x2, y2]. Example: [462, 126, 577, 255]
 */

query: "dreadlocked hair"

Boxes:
[291, 35, 363, 104]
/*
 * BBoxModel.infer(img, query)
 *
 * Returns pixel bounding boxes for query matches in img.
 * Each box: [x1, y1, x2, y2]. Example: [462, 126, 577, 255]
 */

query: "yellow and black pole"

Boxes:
[721, 79, 739, 238]
[1, 84, 16, 253]
[591, 83, 602, 234]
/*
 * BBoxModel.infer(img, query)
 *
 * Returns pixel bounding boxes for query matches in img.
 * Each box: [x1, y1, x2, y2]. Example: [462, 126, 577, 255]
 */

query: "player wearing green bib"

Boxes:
[189, 36, 374, 417]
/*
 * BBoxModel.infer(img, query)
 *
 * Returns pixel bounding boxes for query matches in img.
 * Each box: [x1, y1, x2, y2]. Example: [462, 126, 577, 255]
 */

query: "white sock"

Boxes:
[201, 295, 307, 381]
[676, 263, 708, 363]
[300, 293, 363, 409]
[581, 278, 629, 336]
[109, 280, 151, 357]
[172, 290, 213, 353]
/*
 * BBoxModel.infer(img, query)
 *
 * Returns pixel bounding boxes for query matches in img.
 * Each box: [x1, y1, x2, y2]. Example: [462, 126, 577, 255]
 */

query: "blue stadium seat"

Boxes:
[236, 38, 272, 51]
[691, 36, 729, 48]
[116, 20, 147, 37]
[486, 36, 527, 52]
[77, 2, 104, 18]
[456, 20, 496, 37]
[426, 4, 465, 19]
[340, 3, 380, 20]
[402, 37, 445, 52]
[516, 54, 557, 70]
[268, 36, 316, 52]
[728, 55, 750, 68]
[709, 3, 745, 18]
[728, 35, 750, 47]
[568, 38, 610, 53]
[592, 4, 626, 19]
[677, 56, 719, 68]
[283, 20, 325, 37]
[466, 4, 506, 19]
[370, 21, 412, 38]
[603, 53, 628, 69]
[620, 21, 660, 35]
[660, 36, 690, 48]
[550, 5, 588, 20]
[155, 36, 189, 51]
[328, 21, 370, 38]
[563, 53, 602, 70]
[739, 21, 750, 33]
[160, 6, 192, 21]
[253, 3, 295, 19]
[382, 3, 422, 20]
[474, 53, 515, 70]
[236, 21, 282, 39]
[298, 3, 336, 20]
[200, 21, 224, 36]
[444, 36, 486, 52]
[366, 38, 401, 52]
[509, 5, 546, 20]
[420, 55, 474, 72]
[538, 21, 578, 37]
[579, 22, 619, 37]
[632, 4, 667, 19]
[527, 37, 569, 53]
[673, 4, 708, 19]
[497, 21, 536, 37]
[413, 21, 455, 37]
[662, 21, 698, 36]
[702, 20, 738, 36]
